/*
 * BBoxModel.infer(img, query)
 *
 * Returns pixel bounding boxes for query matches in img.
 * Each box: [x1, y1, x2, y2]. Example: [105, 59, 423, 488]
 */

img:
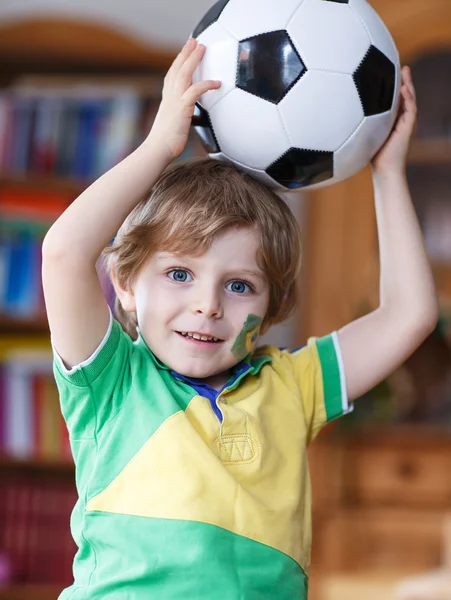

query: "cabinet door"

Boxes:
[318, 508, 444, 571]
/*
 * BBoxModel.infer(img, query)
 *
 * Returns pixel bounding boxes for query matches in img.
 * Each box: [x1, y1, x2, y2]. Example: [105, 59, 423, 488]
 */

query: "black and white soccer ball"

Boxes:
[192, 0, 401, 191]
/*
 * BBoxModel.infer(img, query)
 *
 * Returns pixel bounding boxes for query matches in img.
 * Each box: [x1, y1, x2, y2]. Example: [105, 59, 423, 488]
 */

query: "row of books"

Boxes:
[0, 232, 45, 320]
[0, 186, 116, 319]
[0, 477, 76, 585]
[0, 186, 68, 319]
[0, 82, 203, 182]
[0, 87, 150, 181]
[0, 349, 72, 462]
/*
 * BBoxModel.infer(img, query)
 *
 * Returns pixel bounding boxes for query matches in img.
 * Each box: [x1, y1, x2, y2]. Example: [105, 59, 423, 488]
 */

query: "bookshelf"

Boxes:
[0, 16, 182, 599]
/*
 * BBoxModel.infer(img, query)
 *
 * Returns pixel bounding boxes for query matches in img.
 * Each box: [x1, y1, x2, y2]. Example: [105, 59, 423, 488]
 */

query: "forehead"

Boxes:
[157, 227, 262, 269]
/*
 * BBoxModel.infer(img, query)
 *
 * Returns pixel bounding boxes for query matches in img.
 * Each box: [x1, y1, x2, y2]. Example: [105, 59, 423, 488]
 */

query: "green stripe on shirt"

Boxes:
[316, 334, 344, 421]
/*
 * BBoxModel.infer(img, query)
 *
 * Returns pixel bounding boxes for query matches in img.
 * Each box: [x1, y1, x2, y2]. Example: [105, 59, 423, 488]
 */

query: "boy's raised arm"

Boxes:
[337, 66, 439, 403]
[42, 39, 220, 368]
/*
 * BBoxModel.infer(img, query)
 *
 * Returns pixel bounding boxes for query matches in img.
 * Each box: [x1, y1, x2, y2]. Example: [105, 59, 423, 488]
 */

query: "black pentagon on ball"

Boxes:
[237, 30, 307, 104]
[321, 0, 349, 3]
[353, 45, 396, 116]
[192, 0, 231, 39]
[266, 148, 334, 189]
[192, 103, 221, 154]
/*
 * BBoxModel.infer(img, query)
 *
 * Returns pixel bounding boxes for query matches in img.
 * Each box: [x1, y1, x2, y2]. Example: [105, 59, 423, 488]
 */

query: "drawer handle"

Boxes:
[397, 461, 417, 479]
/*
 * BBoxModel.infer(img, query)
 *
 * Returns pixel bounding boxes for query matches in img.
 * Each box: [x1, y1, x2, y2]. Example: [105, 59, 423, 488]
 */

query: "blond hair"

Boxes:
[102, 158, 302, 339]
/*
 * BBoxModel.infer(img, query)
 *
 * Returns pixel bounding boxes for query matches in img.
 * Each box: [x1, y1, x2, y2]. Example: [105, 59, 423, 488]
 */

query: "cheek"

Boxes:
[231, 295, 268, 322]
[139, 284, 183, 322]
[231, 314, 263, 359]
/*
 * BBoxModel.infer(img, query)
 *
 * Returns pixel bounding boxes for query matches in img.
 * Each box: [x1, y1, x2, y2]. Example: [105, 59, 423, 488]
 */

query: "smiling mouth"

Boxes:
[176, 332, 224, 343]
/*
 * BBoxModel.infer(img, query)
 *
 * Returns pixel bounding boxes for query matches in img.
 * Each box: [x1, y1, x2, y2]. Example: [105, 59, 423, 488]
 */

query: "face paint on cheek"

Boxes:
[231, 314, 263, 360]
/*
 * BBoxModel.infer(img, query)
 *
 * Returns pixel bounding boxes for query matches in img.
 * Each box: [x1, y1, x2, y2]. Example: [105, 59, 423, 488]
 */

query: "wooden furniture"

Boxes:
[395, 516, 451, 600]
[317, 572, 412, 600]
[314, 517, 451, 600]
[309, 430, 451, 600]
[0, 18, 173, 79]
[310, 430, 451, 568]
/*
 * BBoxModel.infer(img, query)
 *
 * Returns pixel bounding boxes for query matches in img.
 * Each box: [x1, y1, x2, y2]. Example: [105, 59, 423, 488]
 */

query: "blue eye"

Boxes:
[168, 269, 192, 283]
[226, 280, 251, 294]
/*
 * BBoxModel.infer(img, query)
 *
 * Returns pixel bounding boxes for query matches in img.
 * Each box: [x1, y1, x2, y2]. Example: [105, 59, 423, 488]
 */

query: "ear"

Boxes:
[110, 263, 137, 313]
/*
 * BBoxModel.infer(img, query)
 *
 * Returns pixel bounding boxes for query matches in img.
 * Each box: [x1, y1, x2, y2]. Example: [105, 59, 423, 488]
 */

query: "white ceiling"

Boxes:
[0, 0, 216, 51]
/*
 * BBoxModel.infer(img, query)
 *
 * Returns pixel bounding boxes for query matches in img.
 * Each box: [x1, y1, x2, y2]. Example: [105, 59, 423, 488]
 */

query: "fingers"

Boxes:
[168, 38, 197, 78]
[165, 37, 222, 108]
[177, 42, 208, 89]
[398, 68, 417, 137]
[402, 65, 416, 102]
[183, 80, 221, 107]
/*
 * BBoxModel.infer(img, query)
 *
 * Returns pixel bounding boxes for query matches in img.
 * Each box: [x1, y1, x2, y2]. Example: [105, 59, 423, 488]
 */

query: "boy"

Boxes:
[42, 39, 438, 599]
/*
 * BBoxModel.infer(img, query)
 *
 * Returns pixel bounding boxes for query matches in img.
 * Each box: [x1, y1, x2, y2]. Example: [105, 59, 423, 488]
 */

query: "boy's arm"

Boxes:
[337, 66, 439, 403]
[42, 39, 220, 368]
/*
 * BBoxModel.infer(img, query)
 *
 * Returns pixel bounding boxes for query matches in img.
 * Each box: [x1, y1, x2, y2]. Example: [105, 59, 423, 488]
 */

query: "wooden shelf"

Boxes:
[0, 585, 63, 600]
[0, 18, 175, 76]
[408, 139, 451, 164]
[0, 457, 74, 473]
[0, 175, 83, 195]
[12, 73, 163, 98]
[0, 316, 50, 335]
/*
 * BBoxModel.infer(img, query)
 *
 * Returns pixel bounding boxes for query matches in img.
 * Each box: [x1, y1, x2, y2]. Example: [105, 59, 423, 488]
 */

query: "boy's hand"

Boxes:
[371, 66, 417, 175]
[148, 38, 221, 161]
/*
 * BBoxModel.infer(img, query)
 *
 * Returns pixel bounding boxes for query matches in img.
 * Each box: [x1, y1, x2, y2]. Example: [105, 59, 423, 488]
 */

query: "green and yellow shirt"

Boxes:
[53, 309, 351, 600]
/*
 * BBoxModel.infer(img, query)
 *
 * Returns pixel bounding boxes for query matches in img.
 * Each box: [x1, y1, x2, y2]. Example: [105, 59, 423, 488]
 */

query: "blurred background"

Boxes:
[0, 1, 450, 599]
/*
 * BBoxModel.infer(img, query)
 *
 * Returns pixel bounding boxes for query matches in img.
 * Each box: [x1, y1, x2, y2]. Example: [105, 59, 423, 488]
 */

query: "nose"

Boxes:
[190, 284, 223, 319]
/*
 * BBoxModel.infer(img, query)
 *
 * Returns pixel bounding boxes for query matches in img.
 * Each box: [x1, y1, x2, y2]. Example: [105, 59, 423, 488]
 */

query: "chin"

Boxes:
[180, 366, 216, 379]
[175, 361, 220, 380]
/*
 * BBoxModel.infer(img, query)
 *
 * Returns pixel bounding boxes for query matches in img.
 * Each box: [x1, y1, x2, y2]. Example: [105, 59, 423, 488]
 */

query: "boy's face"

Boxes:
[123, 226, 270, 389]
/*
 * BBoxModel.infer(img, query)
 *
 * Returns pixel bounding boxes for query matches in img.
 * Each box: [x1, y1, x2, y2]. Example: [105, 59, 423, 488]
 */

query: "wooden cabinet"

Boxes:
[343, 437, 451, 508]
[320, 508, 444, 572]
[310, 430, 451, 574]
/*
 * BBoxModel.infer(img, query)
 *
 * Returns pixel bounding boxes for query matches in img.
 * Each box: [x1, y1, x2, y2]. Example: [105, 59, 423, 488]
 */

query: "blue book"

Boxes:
[0, 237, 11, 313]
[73, 98, 106, 180]
[3, 233, 36, 317]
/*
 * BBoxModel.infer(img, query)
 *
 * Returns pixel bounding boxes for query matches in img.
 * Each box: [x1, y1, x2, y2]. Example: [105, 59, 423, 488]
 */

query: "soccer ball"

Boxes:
[192, 0, 401, 191]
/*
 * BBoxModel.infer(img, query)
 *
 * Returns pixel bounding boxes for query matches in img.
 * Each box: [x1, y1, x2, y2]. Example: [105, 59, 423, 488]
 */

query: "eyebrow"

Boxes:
[155, 256, 265, 282]
[236, 269, 266, 282]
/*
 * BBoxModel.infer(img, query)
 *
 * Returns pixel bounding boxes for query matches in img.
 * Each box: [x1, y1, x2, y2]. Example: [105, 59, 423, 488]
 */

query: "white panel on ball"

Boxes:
[333, 110, 398, 182]
[288, 0, 370, 74]
[219, 0, 305, 41]
[209, 88, 290, 170]
[210, 153, 289, 191]
[279, 71, 364, 152]
[349, 0, 400, 66]
[193, 21, 239, 111]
